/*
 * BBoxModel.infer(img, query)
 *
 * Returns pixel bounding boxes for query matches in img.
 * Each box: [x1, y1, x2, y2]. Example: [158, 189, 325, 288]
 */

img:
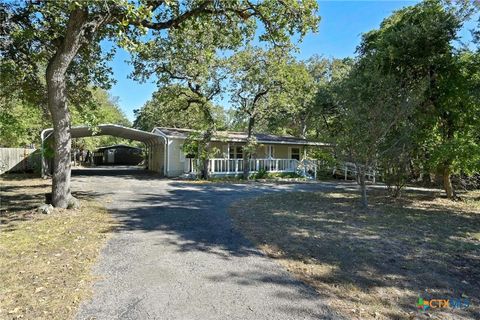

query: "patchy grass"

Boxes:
[0, 173, 51, 221]
[0, 174, 117, 320]
[229, 187, 480, 320]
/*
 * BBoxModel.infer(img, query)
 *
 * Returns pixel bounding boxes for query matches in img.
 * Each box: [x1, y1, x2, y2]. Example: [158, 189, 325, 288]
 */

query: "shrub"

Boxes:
[253, 168, 269, 179]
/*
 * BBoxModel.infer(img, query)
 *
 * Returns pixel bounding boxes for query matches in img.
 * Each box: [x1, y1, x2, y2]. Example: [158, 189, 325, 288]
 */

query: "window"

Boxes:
[290, 147, 300, 160]
[266, 145, 275, 158]
[229, 145, 243, 159]
[236, 146, 243, 159]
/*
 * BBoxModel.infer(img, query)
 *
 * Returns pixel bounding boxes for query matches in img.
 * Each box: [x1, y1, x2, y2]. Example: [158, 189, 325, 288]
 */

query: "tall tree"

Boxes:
[335, 58, 422, 207]
[1, 0, 318, 206]
[270, 60, 316, 138]
[270, 56, 353, 140]
[133, 84, 229, 140]
[131, 18, 229, 178]
[357, 0, 479, 199]
[0, 86, 128, 149]
[228, 46, 289, 178]
[133, 85, 227, 132]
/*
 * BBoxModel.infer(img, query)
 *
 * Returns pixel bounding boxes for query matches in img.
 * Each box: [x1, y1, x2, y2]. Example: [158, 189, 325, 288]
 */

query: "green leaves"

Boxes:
[2, 0, 319, 132]
[133, 85, 228, 131]
[328, 0, 480, 196]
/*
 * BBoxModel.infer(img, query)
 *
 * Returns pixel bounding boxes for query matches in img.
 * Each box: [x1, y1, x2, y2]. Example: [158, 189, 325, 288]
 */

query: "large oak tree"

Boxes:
[228, 46, 291, 178]
[1, 0, 318, 207]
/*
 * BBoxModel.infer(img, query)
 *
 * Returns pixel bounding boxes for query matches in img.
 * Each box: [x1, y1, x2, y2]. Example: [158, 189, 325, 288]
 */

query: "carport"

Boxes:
[41, 124, 166, 177]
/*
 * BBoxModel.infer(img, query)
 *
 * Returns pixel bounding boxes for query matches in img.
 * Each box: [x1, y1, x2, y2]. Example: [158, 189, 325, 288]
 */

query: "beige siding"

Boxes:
[208, 142, 305, 159]
[165, 139, 308, 177]
[254, 144, 304, 159]
[149, 141, 165, 174]
[167, 138, 185, 177]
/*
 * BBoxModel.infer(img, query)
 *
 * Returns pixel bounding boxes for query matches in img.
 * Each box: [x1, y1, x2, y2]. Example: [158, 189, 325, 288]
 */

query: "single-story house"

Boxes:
[148, 127, 328, 178]
[93, 144, 143, 166]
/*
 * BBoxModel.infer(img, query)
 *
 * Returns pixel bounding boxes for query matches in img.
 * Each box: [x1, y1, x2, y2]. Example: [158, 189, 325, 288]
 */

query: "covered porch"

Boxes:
[185, 157, 318, 178]
[152, 127, 328, 178]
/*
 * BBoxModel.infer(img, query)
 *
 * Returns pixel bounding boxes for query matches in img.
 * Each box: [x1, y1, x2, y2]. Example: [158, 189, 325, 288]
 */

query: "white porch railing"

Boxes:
[195, 158, 300, 174]
[331, 161, 379, 183]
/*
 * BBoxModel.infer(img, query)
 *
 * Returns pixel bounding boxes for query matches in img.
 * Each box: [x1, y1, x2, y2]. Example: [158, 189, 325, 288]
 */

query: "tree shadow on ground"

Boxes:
[71, 174, 344, 319]
[72, 167, 166, 181]
[68, 168, 478, 319]
[229, 188, 480, 319]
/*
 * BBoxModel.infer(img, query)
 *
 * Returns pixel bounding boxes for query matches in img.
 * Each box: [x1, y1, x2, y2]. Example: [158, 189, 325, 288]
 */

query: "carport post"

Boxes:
[40, 129, 50, 178]
[144, 141, 148, 170]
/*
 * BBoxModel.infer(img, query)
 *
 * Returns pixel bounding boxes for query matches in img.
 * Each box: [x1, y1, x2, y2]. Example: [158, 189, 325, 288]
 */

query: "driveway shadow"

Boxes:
[72, 171, 342, 319]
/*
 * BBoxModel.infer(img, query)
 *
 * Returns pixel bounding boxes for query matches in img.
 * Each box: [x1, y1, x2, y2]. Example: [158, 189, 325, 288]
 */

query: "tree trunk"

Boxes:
[242, 151, 250, 179]
[199, 127, 214, 179]
[45, 8, 88, 208]
[358, 167, 368, 208]
[200, 148, 210, 179]
[300, 114, 307, 139]
[201, 156, 210, 179]
[47, 73, 72, 208]
[443, 166, 456, 199]
[243, 116, 255, 179]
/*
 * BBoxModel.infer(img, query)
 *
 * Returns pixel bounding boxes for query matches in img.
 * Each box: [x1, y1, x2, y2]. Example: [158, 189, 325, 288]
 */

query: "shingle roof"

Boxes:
[153, 127, 328, 146]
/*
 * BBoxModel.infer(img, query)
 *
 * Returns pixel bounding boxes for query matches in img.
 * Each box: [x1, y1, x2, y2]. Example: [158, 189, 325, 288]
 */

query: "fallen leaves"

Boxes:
[229, 188, 480, 320]
[0, 176, 116, 320]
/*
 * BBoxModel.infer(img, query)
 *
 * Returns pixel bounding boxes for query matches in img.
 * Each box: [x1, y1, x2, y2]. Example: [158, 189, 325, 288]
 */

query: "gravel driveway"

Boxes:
[73, 167, 342, 320]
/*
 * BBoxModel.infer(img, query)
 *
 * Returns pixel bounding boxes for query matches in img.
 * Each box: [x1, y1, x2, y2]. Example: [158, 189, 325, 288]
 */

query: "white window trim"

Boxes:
[266, 145, 275, 159]
[289, 146, 301, 160]
[229, 144, 243, 159]
[221, 144, 230, 159]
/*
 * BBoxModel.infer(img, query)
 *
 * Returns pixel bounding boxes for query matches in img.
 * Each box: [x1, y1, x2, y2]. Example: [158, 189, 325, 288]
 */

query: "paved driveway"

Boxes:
[73, 167, 342, 320]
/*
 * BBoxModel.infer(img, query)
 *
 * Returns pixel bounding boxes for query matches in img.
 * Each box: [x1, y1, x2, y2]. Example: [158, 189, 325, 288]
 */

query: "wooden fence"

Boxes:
[0, 148, 41, 174]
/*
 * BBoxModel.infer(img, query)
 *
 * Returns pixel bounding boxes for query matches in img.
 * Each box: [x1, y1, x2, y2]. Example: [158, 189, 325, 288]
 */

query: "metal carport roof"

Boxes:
[41, 124, 162, 144]
[40, 124, 165, 177]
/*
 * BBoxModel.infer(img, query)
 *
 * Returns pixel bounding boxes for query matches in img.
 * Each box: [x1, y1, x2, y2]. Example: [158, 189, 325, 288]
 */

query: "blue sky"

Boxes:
[106, 1, 477, 122]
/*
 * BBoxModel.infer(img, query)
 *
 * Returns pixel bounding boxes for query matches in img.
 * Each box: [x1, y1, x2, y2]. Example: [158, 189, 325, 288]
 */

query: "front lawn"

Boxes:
[229, 186, 480, 320]
[0, 175, 116, 320]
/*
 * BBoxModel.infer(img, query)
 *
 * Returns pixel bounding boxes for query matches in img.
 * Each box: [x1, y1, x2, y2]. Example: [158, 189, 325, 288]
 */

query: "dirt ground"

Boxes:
[229, 187, 480, 320]
[0, 174, 116, 320]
